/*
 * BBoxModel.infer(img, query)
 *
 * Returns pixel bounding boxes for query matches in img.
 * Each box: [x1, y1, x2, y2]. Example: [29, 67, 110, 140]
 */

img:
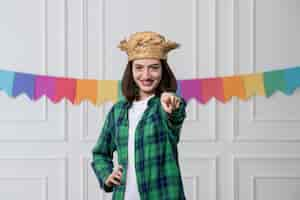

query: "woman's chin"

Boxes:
[140, 87, 155, 94]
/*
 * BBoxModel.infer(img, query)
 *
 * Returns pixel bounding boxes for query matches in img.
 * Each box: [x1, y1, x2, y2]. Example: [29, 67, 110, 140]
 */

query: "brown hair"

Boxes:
[121, 59, 177, 102]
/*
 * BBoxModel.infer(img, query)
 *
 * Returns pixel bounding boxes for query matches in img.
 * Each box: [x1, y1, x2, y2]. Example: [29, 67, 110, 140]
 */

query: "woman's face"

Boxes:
[132, 58, 162, 98]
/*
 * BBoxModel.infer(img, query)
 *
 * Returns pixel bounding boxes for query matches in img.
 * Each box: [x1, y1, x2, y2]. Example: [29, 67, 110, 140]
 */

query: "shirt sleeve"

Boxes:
[90, 105, 117, 193]
[159, 94, 187, 144]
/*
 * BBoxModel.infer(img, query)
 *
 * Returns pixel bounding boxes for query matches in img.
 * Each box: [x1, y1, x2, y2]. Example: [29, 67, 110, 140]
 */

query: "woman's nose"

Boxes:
[141, 69, 150, 78]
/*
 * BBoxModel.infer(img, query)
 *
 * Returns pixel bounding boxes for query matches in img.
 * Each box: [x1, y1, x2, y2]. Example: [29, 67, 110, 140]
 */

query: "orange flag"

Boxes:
[74, 79, 98, 105]
[222, 75, 247, 102]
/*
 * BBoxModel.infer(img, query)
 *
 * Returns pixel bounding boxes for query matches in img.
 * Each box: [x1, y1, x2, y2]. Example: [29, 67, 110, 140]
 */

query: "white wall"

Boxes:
[0, 0, 300, 199]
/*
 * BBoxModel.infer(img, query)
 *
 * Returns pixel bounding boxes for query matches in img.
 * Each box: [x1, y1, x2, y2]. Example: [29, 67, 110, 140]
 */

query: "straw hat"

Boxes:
[117, 31, 180, 61]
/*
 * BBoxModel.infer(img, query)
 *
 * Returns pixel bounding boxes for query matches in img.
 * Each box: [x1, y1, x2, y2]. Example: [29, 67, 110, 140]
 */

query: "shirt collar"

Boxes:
[123, 94, 158, 109]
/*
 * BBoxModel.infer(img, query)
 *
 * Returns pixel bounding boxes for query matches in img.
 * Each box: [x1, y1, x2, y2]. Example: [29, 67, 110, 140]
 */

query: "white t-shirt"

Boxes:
[124, 94, 155, 200]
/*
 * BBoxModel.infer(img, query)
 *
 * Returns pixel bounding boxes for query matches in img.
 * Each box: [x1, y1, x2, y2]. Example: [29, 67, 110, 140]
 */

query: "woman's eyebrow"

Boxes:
[135, 63, 160, 67]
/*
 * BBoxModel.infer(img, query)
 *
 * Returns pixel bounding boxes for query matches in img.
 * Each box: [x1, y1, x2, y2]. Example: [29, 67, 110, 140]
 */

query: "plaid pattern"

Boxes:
[91, 94, 187, 200]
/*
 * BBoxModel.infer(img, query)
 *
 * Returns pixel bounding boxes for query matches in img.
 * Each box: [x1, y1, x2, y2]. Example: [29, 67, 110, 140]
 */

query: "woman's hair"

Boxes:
[121, 59, 177, 102]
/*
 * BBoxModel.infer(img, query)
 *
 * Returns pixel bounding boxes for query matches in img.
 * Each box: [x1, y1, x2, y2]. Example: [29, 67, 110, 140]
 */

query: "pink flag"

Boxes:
[52, 77, 76, 104]
[200, 77, 225, 103]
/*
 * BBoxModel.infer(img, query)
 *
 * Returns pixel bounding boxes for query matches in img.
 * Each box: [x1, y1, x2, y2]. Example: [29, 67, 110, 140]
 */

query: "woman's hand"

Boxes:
[160, 92, 181, 114]
[105, 165, 123, 187]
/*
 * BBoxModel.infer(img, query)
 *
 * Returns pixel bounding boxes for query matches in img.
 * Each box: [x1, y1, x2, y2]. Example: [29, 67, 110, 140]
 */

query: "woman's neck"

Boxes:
[136, 93, 155, 101]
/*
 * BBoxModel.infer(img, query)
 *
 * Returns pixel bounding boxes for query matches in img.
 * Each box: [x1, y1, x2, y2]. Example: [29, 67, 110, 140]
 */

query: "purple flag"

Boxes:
[34, 75, 56, 101]
[12, 72, 36, 100]
[180, 79, 203, 103]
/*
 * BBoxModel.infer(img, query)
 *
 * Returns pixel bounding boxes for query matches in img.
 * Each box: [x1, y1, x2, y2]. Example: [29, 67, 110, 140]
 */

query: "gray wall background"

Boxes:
[0, 0, 300, 199]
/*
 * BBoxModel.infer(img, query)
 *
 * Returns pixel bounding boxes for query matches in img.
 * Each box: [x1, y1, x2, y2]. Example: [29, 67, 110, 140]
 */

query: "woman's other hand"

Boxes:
[104, 165, 123, 187]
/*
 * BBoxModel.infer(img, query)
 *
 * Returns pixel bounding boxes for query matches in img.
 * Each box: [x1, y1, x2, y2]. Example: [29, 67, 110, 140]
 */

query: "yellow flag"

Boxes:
[241, 73, 265, 98]
[97, 80, 118, 105]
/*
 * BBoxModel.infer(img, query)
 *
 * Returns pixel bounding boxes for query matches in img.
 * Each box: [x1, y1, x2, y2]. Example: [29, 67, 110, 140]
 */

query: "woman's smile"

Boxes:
[140, 79, 154, 86]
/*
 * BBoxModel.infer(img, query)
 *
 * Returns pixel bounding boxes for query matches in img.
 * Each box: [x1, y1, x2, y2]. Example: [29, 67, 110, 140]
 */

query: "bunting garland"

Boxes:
[0, 66, 300, 106]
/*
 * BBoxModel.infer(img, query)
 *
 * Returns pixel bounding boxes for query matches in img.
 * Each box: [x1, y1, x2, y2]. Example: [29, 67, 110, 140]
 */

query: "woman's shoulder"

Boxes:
[111, 98, 129, 111]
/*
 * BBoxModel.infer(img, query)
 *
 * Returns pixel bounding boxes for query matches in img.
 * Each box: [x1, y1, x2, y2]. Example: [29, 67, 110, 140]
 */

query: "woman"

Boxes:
[91, 31, 187, 200]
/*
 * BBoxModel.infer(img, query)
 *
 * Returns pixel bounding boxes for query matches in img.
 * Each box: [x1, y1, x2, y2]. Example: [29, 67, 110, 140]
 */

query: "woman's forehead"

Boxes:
[132, 58, 161, 66]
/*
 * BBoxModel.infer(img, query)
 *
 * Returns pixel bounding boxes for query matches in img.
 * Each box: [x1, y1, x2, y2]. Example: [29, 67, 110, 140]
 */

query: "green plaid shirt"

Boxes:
[91, 94, 187, 200]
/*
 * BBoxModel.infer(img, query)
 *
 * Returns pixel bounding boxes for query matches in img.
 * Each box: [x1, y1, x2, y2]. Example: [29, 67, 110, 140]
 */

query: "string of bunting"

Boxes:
[0, 66, 299, 106]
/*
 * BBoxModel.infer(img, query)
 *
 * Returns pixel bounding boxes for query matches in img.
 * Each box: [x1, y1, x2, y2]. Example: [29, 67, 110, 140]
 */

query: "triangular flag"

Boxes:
[12, 72, 36, 100]
[200, 77, 224, 103]
[241, 73, 265, 98]
[264, 69, 286, 97]
[52, 77, 76, 104]
[0, 70, 15, 96]
[74, 79, 98, 105]
[97, 80, 118, 105]
[284, 66, 300, 95]
[34, 75, 56, 101]
[180, 79, 202, 103]
[222, 75, 247, 101]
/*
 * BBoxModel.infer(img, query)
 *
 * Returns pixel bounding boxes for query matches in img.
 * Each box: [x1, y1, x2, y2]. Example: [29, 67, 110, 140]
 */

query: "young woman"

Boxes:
[91, 31, 187, 200]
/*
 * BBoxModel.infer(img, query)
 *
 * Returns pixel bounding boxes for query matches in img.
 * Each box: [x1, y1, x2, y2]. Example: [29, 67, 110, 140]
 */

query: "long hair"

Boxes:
[121, 59, 177, 102]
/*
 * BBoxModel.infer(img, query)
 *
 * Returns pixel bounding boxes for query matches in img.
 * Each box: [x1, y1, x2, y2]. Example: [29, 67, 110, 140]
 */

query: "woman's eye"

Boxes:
[151, 66, 160, 70]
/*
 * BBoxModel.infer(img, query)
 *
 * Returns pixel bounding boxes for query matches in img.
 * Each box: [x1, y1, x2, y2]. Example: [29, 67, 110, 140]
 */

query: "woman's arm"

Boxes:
[160, 93, 187, 144]
[91, 106, 116, 193]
